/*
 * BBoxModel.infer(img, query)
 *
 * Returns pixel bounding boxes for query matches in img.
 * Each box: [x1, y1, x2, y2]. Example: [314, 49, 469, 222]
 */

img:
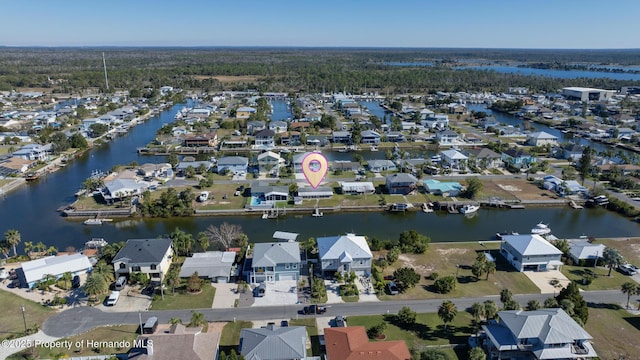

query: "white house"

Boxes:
[526, 131, 558, 146]
[340, 181, 375, 195]
[179, 251, 236, 283]
[568, 240, 606, 265]
[436, 130, 462, 145]
[257, 151, 284, 174]
[317, 233, 372, 276]
[440, 149, 468, 169]
[112, 238, 174, 281]
[500, 234, 563, 272]
[217, 156, 249, 174]
[16, 254, 92, 288]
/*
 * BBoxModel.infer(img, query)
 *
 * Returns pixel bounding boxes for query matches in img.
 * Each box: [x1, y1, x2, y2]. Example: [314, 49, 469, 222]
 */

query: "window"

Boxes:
[285, 263, 290, 269]
[132, 266, 141, 272]
[119, 263, 126, 269]
[292, 263, 297, 269]
[150, 264, 157, 270]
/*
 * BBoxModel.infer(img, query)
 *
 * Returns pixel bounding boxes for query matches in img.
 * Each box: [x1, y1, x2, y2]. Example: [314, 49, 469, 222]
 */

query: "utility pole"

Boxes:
[102, 52, 110, 92]
[20, 305, 27, 334]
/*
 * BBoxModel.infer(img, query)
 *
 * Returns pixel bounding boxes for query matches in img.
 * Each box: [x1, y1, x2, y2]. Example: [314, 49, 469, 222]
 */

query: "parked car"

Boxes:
[254, 283, 266, 297]
[386, 281, 399, 295]
[618, 264, 638, 275]
[301, 305, 327, 315]
[333, 316, 347, 327]
[383, 275, 395, 281]
[72, 275, 81, 288]
[105, 291, 120, 306]
[280, 320, 289, 327]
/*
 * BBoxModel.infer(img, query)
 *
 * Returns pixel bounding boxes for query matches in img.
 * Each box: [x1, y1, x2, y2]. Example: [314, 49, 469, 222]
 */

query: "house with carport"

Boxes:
[500, 234, 563, 272]
[317, 233, 372, 276]
[16, 254, 92, 289]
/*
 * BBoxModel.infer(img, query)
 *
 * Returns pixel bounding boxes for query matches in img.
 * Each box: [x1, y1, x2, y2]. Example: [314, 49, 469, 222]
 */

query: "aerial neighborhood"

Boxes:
[2, 47, 640, 360]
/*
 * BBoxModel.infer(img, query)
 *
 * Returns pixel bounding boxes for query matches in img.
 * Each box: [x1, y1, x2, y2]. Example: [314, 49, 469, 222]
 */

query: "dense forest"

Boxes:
[1, 47, 639, 94]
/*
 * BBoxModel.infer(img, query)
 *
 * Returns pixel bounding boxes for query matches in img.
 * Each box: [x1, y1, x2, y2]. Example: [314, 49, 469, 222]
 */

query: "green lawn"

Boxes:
[561, 265, 631, 290]
[347, 311, 474, 349]
[0, 179, 14, 187]
[197, 183, 246, 210]
[585, 305, 640, 360]
[219, 320, 253, 356]
[149, 283, 215, 310]
[0, 291, 54, 340]
[8, 325, 139, 359]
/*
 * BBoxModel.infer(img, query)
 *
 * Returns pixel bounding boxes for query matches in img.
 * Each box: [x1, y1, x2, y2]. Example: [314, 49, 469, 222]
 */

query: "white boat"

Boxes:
[84, 218, 103, 225]
[459, 204, 480, 214]
[496, 231, 519, 240]
[422, 203, 434, 213]
[198, 191, 210, 202]
[531, 222, 551, 235]
[85, 238, 108, 248]
[312, 208, 324, 217]
[370, 145, 379, 152]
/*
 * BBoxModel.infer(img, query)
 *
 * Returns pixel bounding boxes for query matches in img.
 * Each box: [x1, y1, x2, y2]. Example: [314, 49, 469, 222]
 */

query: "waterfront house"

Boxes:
[250, 184, 289, 205]
[331, 160, 360, 173]
[340, 181, 376, 195]
[568, 240, 605, 266]
[501, 149, 537, 170]
[247, 120, 265, 134]
[332, 131, 352, 144]
[317, 233, 372, 276]
[129, 323, 220, 360]
[138, 163, 173, 179]
[465, 148, 503, 169]
[368, 159, 397, 172]
[500, 234, 563, 272]
[478, 116, 500, 130]
[324, 326, 411, 360]
[561, 143, 585, 161]
[248, 242, 301, 283]
[526, 131, 558, 146]
[240, 325, 307, 360]
[423, 179, 463, 197]
[179, 251, 236, 283]
[436, 129, 462, 145]
[306, 134, 330, 147]
[289, 121, 311, 132]
[386, 131, 406, 142]
[102, 177, 152, 202]
[422, 114, 449, 130]
[397, 158, 427, 173]
[297, 186, 333, 199]
[112, 238, 173, 281]
[16, 254, 92, 289]
[613, 127, 636, 141]
[254, 129, 276, 149]
[440, 149, 468, 169]
[360, 130, 381, 144]
[12, 143, 51, 161]
[176, 160, 213, 176]
[385, 173, 418, 195]
[257, 151, 284, 174]
[216, 156, 249, 174]
[183, 132, 218, 147]
[268, 120, 288, 134]
[279, 131, 301, 146]
[0, 157, 33, 174]
[481, 308, 597, 360]
[236, 106, 256, 119]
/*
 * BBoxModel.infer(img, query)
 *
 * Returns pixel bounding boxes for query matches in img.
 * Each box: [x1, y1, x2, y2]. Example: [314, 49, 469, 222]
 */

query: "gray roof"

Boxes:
[502, 235, 562, 256]
[368, 159, 395, 168]
[499, 308, 592, 344]
[112, 238, 173, 264]
[272, 231, 299, 242]
[255, 129, 275, 138]
[252, 242, 301, 267]
[217, 156, 249, 166]
[317, 233, 372, 261]
[179, 251, 236, 278]
[240, 326, 307, 360]
[528, 131, 557, 139]
[251, 185, 289, 195]
[385, 173, 418, 184]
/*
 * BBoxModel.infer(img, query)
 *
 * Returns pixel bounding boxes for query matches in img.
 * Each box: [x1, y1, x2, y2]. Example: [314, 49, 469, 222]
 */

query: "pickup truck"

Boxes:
[301, 305, 327, 315]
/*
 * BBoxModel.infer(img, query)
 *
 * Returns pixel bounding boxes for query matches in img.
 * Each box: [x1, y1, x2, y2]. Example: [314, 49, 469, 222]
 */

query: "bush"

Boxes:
[429, 272, 439, 280]
[433, 275, 456, 294]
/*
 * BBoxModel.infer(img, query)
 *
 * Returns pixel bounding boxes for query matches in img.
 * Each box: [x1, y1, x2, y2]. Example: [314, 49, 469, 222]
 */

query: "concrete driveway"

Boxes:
[212, 283, 239, 309]
[100, 286, 151, 313]
[252, 280, 298, 307]
[356, 276, 379, 302]
[522, 270, 570, 294]
[324, 280, 344, 304]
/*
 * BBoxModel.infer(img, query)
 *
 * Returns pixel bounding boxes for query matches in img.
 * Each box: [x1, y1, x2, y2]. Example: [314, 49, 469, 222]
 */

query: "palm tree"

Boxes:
[4, 229, 21, 257]
[483, 300, 498, 321]
[0, 240, 10, 259]
[602, 247, 624, 276]
[24, 241, 33, 256]
[438, 300, 457, 331]
[485, 261, 496, 280]
[197, 232, 210, 252]
[60, 272, 73, 290]
[188, 311, 206, 327]
[83, 273, 108, 302]
[526, 300, 541, 311]
[169, 317, 182, 325]
[621, 282, 639, 309]
[46, 246, 57, 256]
[166, 268, 181, 294]
[93, 260, 115, 283]
[470, 302, 484, 333]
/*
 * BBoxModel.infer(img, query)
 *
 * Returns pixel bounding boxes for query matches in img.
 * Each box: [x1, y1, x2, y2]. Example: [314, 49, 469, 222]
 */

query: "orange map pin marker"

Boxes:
[301, 152, 328, 189]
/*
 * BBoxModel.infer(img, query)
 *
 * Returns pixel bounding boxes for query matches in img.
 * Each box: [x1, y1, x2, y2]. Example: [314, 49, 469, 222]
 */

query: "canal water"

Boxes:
[1, 101, 638, 252]
[456, 65, 640, 81]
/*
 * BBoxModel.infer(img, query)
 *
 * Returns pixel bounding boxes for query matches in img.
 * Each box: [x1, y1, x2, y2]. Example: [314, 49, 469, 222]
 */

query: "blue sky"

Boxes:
[2, 0, 639, 48]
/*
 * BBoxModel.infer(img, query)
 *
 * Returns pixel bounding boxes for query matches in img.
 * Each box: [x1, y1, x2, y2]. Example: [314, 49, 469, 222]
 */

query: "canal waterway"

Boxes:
[456, 65, 640, 81]
[1, 101, 639, 252]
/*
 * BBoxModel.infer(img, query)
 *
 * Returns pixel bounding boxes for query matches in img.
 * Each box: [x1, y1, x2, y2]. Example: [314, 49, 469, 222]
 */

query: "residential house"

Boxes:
[436, 130, 462, 145]
[501, 149, 537, 170]
[440, 149, 468, 169]
[526, 131, 558, 146]
[236, 106, 256, 119]
[397, 158, 427, 173]
[16, 254, 92, 289]
[129, 323, 220, 360]
[12, 144, 51, 161]
[561, 144, 585, 161]
[422, 114, 449, 130]
[423, 179, 463, 196]
[217, 156, 249, 174]
[289, 121, 311, 132]
[340, 181, 375, 195]
[331, 161, 360, 173]
[247, 120, 266, 134]
[293, 152, 315, 173]
[597, 163, 640, 176]
[613, 127, 636, 141]
[112, 238, 173, 280]
[102, 175, 152, 203]
[332, 131, 352, 144]
[324, 326, 411, 360]
[297, 186, 333, 199]
[317, 233, 372, 276]
[176, 160, 213, 176]
[268, 120, 288, 134]
[500, 234, 563, 272]
[0, 157, 33, 174]
[385, 173, 418, 195]
[568, 240, 605, 266]
[248, 242, 301, 283]
[279, 131, 301, 146]
[138, 163, 173, 179]
[254, 129, 276, 149]
[179, 251, 236, 283]
[481, 308, 597, 360]
[257, 151, 284, 174]
[465, 148, 503, 169]
[386, 131, 406, 142]
[183, 132, 218, 147]
[250, 184, 289, 206]
[240, 325, 307, 360]
[360, 130, 381, 144]
[306, 135, 330, 147]
[367, 159, 397, 172]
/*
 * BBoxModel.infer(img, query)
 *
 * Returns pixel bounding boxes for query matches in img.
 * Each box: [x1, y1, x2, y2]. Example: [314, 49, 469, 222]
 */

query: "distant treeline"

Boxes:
[0, 47, 639, 94]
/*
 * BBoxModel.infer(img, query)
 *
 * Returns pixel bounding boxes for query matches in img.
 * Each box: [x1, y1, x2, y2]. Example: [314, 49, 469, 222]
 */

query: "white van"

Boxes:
[106, 291, 120, 306]
[114, 276, 127, 291]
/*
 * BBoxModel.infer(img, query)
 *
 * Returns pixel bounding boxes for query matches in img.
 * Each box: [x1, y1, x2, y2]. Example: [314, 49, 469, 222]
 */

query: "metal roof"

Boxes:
[240, 326, 306, 360]
[317, 233, 372, 261]
[272, 231, 299, 242]
[20, 254, 91, 284]
[179, 251, 236, 278]
[252, 242, 301, 267]
[502, 234, 562, 256]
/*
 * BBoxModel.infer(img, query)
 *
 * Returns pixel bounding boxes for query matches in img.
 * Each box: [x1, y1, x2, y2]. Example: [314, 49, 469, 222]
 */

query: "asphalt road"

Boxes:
[43, 290, 626, 337]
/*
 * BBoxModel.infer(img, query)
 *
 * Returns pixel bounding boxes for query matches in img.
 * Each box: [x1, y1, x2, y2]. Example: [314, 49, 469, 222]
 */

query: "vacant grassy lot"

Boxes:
[599, 238, 640, 265]
[7, 325, 139, 359]
[585, 305, 640, 359]
[149, 283, 215, 310]
[482, 178, 554, 202]
[377, 242, 539, 300]
[0, 291, 54, 340]
[197, 183, 246, 210]
[561, 265, 631, 290]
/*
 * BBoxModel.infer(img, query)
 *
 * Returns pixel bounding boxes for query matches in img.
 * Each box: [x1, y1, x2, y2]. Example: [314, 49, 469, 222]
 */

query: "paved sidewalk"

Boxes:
[0, 330, 60, 359]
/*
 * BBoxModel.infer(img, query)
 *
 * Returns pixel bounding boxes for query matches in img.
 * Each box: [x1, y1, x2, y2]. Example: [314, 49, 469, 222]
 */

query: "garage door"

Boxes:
[279, 274, 296, 281]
